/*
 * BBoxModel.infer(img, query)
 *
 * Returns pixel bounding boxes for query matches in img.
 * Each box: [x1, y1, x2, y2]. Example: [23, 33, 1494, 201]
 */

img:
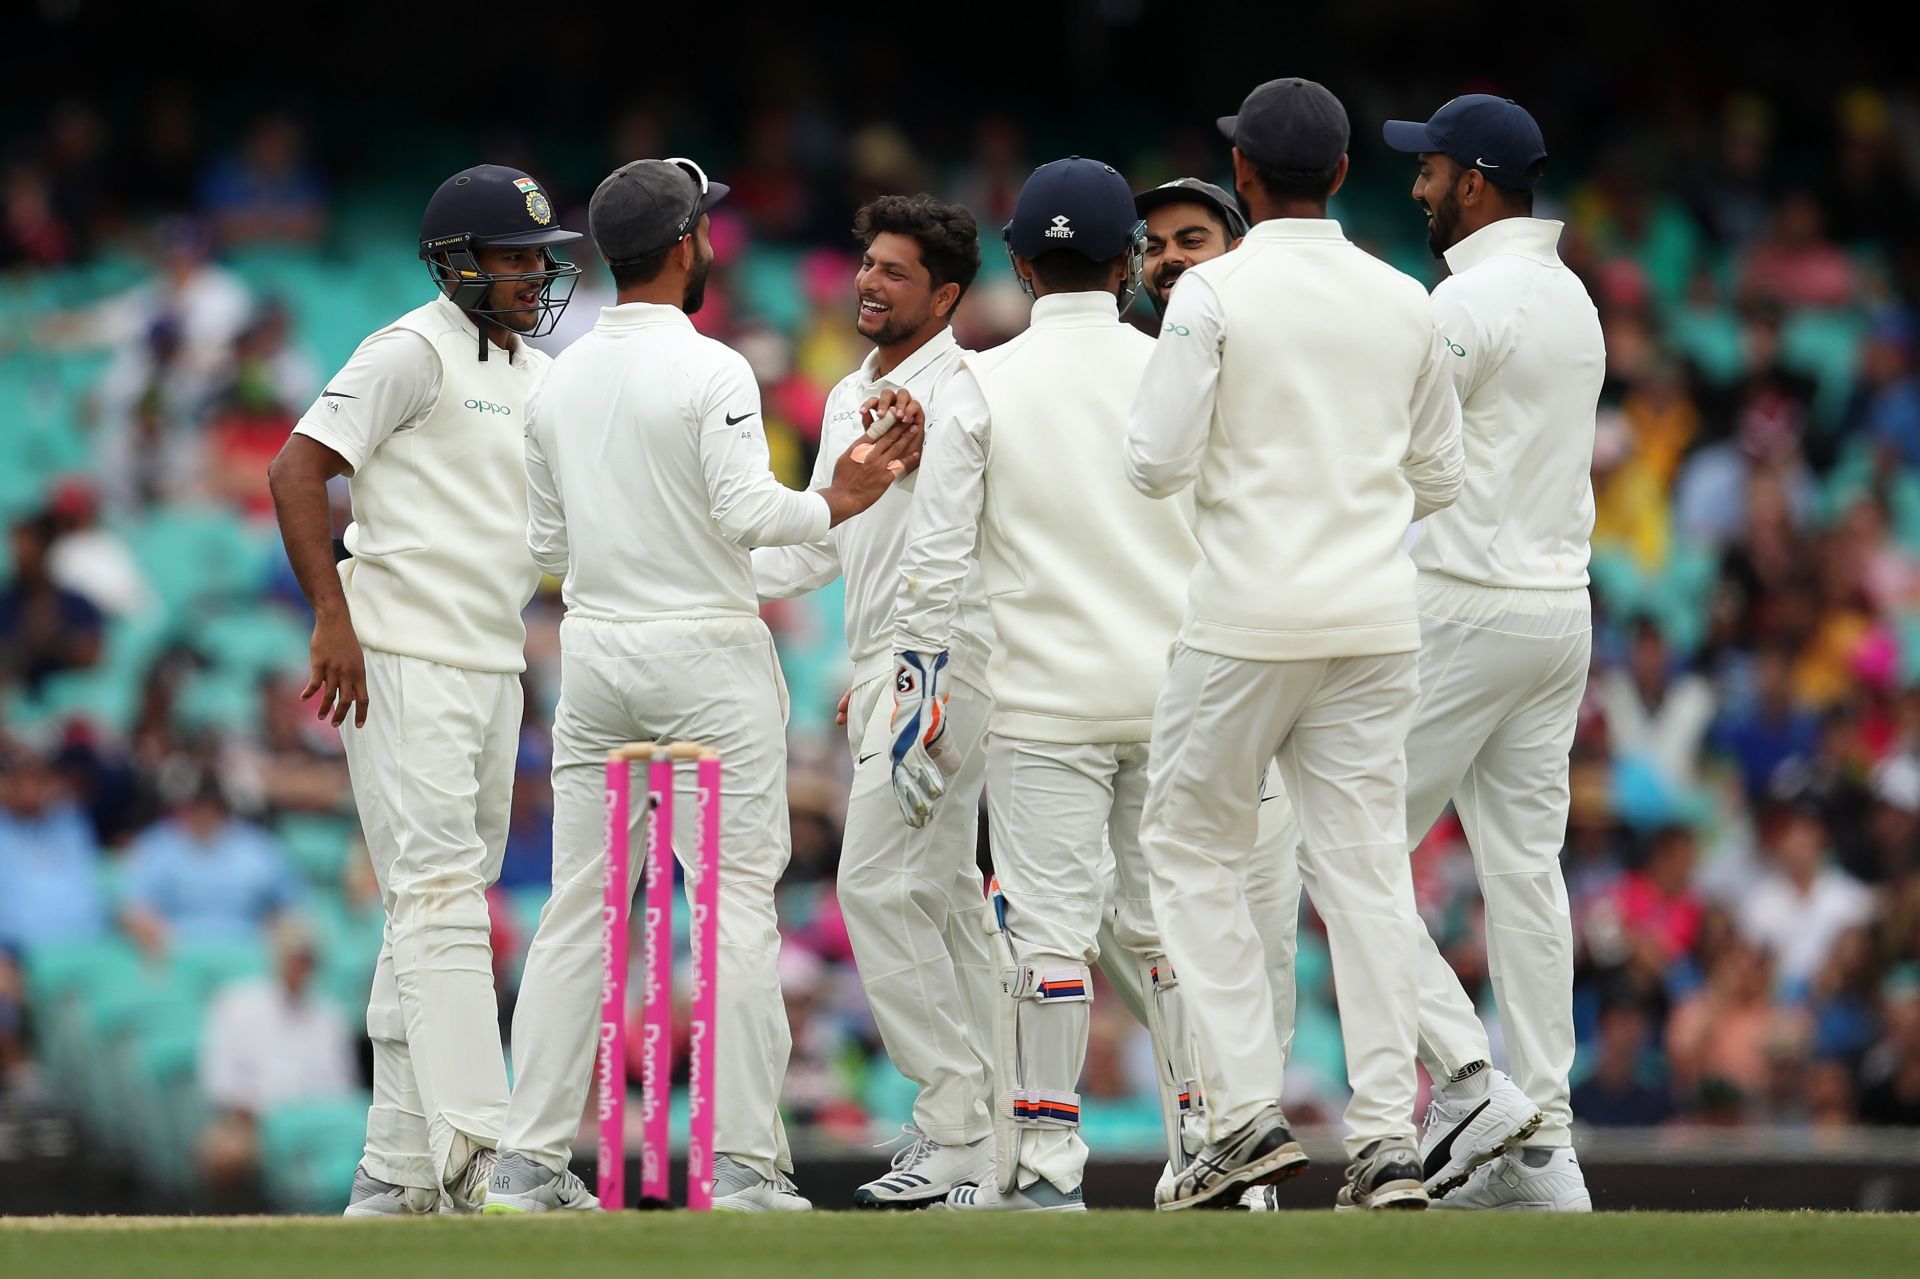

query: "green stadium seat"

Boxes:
[276, 813, 355, 886]
[259, 1094, 372, 1214]
[171, 937, 271, 1002]
[195, 604, 312, 681]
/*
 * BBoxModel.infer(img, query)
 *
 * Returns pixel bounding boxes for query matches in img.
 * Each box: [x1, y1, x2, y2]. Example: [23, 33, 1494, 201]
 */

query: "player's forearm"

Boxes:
[267, 445, 351, 621]
[751, 542, 840, 601]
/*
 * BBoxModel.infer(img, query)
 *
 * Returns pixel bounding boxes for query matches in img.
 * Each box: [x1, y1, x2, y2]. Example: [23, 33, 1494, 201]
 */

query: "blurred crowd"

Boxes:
[5, 77, 1920, 1208]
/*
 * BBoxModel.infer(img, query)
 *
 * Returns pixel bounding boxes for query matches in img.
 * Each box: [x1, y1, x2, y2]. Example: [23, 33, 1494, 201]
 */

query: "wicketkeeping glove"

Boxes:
[889, 649, 960, 828]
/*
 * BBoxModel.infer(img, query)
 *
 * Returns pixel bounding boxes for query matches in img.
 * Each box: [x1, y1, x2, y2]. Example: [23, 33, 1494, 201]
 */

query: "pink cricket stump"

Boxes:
[687, 753, 722, 1211]
[638, 754, 675, 1206]
[596, 749, 634, 1211]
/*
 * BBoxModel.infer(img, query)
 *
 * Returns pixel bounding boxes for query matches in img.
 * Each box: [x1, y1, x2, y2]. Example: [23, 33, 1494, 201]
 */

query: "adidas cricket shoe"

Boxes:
[1156, 1103, 1309, 1211]
[932, 1181, 1085, 1212]
[712, 1154, 813, 1212]
[1419, 1066, 1544, 1198]
[854, 1126, 992, 1208]
[442, 1148, 498, 1213]
[480, 1150, 600, 1213]
[343, 1163, 439, 1217]
[1435, 1147, 1592, 1212]
[1336, 1139, 1429, 1211]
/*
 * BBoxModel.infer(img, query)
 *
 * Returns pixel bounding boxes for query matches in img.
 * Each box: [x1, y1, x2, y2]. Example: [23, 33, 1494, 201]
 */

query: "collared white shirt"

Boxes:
[751, 326, 993, 689]
[525, 302, 830, 623]
[199, 978, 357, 1114]
[1412, 217, 1604, 590]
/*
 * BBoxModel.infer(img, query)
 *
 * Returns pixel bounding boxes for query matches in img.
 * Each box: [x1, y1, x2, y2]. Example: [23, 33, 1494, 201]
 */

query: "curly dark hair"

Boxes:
[852, 194, 981, 303]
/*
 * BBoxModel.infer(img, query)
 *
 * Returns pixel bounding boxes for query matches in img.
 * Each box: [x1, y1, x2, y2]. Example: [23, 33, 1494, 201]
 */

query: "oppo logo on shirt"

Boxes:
[465, 399, 513, 415]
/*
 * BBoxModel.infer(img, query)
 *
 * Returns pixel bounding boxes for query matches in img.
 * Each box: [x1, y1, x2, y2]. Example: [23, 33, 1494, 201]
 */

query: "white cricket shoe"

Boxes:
[480, 1150, 601, 1213]
[1435, 1147, 1592, 1212]
[711, 1154, 813, 1212]
[1240, 1184, 1280, 1211]
[1418, 1066, 1544, 1198]
[932, 1181, 1085, 1212]
[1335, 1139, 1429, 1211]
[343, 1163, 439, 1217]
[443, 1148, 498, 1213]
[854, 1126, 993, 1209]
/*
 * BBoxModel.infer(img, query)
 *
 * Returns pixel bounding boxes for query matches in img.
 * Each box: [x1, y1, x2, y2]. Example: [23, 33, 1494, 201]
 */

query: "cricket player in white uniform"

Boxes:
[889, 157, 1207, 1213]
[752, 194, 1000, 1208]
[1127, 177, 1306, 1213]
[1382, 95, 1602, 1212]
[486, 159, 918, 1214]
[267, 164, 582, 1215]
[1127, 79, 1465, 1210]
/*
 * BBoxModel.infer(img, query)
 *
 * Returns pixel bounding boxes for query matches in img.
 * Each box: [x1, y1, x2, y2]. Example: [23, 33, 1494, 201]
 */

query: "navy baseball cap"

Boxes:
[1005, 156, 1140, 261]
[1383, 95, 1547, 190]
[1217, 78, 1349, 172]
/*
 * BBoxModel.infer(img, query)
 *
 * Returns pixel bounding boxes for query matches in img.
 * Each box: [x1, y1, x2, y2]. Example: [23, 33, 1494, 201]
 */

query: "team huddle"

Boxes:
[267, 75, 1603, 1217]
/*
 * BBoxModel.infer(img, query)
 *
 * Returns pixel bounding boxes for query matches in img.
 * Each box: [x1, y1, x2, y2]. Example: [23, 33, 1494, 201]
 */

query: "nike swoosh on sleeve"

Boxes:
[320, 389, 360, 399]
[725, 411, 757, 426]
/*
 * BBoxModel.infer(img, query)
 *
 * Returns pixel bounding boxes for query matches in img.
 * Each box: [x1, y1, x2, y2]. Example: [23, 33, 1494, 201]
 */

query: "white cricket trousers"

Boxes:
[1098, 768, 1302, 1094]
[840, 672, 996, 1146]
[1404, 573, 1591, 1147]
[503, 615, 797, 1180]
[985, 734, 1164, 1193]
[343, 647, 518, 1191]
[1143, 645, 1423, 1158]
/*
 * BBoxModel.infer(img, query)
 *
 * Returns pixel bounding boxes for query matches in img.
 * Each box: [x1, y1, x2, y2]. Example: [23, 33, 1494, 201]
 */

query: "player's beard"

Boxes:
[1147, 265, 1184, 315]
[684, 244, 714, 315]
[866, 299, 931, 348]
[1426, 186, 1463, 259]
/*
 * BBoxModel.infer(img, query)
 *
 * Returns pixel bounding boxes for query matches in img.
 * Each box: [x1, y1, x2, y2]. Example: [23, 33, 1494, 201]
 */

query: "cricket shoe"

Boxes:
[480, 1150, 600, 1213]
[1435, 1147, 1591, 1212]
[712, 1154, 813, 1212]
[343, 1163, 439, 1217]
[1153, 1162, 1279, 1211]
[1335, 1139, 1429, 1211]
[854, 1126, 993, 1209]
[442, 1148, 498, 1213]
[1155, 1104, 1309, 1211]
[1419, 1065, 1544, 1198]
[932, 1181, 1085, 1212]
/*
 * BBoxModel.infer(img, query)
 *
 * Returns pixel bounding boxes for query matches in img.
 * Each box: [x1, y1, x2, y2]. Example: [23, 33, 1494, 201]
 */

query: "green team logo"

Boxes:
[1444, 338, 1466, 357]
[1164, 323, 1191, 337]
[466, 399, 512, 415]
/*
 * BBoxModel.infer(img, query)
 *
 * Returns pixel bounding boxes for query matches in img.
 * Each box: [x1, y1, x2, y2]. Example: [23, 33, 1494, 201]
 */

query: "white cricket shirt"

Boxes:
[1413, 218, 1604, 589]
[1125, 218, 1465, 661]
[293, 296, 546, 673]
[524, 302, 831, 622]
[751, 326, 994, 690]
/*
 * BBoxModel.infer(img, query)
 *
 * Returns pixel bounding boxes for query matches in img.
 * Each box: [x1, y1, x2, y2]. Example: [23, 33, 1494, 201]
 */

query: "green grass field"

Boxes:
[2, 1211, 1916, 1279]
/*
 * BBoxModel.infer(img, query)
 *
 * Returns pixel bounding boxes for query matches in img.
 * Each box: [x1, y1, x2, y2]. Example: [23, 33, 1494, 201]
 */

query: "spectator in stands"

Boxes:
[43, 478, 158, 620]
[197, 114, 327, 247]
[1714, 644, 1820, 802]
[119, 768, 300, 956]
[1740, 190, 1858, 309]
[0, 512, 105, 697]
[1601, 616, 1717, 796]
[1, 162, 78, 269]
[0, 741, 108, 1090]
[1667, 938, 1799, 1106]
[1572, 1001, 1675, 1126]
[1611, 824, 1706, 979]
[1857, 965, 1920, 1125]
[1843, 311, 1920, 470]
[197, 918, 356, 1191]
[1738, 803, 1875, 992]
[220, 674, 350, 821]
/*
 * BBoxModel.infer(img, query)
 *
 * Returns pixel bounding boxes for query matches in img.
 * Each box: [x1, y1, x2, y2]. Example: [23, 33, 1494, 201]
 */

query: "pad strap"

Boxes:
[1015, 964, 1093, 1003]
[1004, 1088, 1083, 1129]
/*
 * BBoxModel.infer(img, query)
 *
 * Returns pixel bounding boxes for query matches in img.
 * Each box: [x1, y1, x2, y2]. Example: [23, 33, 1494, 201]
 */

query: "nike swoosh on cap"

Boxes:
[1475, 157, 1501, 168]
[1422, 1097, 1492, 1180]
[725, 410, 757, 426]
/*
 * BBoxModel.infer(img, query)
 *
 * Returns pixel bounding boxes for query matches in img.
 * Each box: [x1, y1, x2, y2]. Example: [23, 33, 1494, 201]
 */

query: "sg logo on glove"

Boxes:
[888, 649, 959, 830]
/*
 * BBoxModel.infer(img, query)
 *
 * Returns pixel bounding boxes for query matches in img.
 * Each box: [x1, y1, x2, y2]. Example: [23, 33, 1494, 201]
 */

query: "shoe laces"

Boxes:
[880, 1124, 937, 1172]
